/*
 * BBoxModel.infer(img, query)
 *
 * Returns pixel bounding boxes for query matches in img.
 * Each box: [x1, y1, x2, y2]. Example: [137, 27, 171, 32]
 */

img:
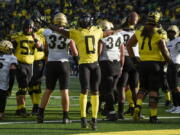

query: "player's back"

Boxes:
[167, 37, 180, 64]
[118, 29, 139, 57]
[69, 26, 103, 64]
[135, 26, 167, 61]
[0, 54, 17, 91]
[13, 32, 36, 64]
[43, 29, 71, 62]
[100, 32, 124, 61]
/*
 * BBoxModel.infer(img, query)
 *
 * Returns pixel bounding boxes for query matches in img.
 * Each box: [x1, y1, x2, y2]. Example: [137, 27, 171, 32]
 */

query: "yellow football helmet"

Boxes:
[167, 25, 179, 38]
[146, 11, 161, 25]
[98, 20, 114, 30]
[0, 40, 13, 54]
[53, 12, 68, 27]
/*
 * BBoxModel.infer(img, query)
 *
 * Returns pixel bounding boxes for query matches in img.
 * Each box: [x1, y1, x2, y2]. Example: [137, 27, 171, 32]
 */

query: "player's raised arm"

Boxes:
[127, 34, 138, 57]
[44, 13, 70, 38]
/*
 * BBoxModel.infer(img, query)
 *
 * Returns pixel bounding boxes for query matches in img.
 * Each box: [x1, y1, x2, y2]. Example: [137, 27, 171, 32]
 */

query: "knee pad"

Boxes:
[149, 96, 159, 104]
[16, 88, 27, 96]
[90, 90, 99, 95]
[81, 89, 88, 95]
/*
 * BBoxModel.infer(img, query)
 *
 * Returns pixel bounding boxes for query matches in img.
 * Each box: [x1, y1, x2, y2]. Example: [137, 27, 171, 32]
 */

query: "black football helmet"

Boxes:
[23, 19, 34, 35]
[78, 13, 94, 28]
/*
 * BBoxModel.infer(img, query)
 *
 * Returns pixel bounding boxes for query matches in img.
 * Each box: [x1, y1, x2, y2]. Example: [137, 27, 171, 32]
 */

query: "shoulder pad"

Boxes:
[157, 27, 166, 34]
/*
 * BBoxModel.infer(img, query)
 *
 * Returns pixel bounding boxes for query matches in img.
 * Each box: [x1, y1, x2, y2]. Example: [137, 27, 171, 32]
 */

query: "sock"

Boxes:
[177, 92, 180, 106]
[91, 95, 99, 119]
[33, 93, 41, 105]
[136, 99, 142, 107]
[150, 108, 157, 117]
[126, 89, 135, 108]
[165, 91, 171, 101]
[172, 91, 177, 106]
[63, 111, 69, 118]
[118, 103, 124, 114]
[38, 108, 44, 115]
[17, 104, 25, 110]
[80, 93, 87, 118]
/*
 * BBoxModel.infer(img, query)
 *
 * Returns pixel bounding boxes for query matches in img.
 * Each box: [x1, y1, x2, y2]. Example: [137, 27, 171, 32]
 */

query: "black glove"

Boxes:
[73, 56, 79, 66]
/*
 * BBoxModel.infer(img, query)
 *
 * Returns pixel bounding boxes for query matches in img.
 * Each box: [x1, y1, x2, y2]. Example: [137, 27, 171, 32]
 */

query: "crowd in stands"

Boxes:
[0, 0, 180, 40]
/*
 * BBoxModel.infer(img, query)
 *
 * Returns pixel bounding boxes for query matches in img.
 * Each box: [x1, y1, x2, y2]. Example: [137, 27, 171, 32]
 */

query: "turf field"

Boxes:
[0, 77, 180, 135]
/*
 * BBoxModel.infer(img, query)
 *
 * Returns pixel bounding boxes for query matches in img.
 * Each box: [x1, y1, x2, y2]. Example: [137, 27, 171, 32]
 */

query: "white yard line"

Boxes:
[0, 116, 180, 125]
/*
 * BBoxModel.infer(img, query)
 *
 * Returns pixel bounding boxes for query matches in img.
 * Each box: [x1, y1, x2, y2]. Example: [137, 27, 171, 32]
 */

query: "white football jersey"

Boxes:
[0, 54, 17, 91]
[167, 37, 180, 64]
[43, 29, 71, 62]
[118, 30, 139, 57]
[100, 32, 124, 61]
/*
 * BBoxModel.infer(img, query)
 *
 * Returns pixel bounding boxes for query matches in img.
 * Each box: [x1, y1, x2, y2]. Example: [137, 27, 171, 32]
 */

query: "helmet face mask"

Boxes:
[167, 25, 179, 38]
[78, 13, 93, 28]
[0, 40, 13, 54]
[53, 13, 68, 27]
[23, 19, 34, 35]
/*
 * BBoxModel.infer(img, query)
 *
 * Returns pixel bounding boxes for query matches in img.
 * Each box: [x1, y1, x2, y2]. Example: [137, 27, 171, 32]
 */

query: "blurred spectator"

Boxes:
[0, 0, 179, 40]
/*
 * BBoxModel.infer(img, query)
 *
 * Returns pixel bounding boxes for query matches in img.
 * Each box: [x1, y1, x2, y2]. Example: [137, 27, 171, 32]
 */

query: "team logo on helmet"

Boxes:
[0, 40, 13, 54]
[53, 13, 68, 27]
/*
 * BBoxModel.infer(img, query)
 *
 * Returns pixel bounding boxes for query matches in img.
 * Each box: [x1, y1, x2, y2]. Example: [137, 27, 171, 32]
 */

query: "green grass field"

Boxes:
[0, 77, 180, 135]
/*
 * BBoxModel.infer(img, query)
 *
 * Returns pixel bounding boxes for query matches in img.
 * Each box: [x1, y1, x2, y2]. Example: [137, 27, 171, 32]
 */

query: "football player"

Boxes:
[11, 19, 43, 116]
[127, 11, 173, 123]
[47, 12, 114, 130]
[28, 15, 46, 115]
[37, 13, 78, 124]
[98, 20, 125, 121]
[0, 40, 17, 119]
[117, 12, 140, 118]
[166, 25, 180, 114]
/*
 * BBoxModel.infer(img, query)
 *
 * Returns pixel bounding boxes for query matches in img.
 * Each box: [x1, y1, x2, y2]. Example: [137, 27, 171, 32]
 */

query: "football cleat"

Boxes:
[118, 113, 125, 120]
[37, 113, 44, 123]
[15, 108, 29, 117]
[0, 113, 4, 120]
[89, 118, 97, 131]
[124, 107, 134, 116]
[165, 106, 176, 113]
[106, 111, 118, 121]
[170, 106, 180, 114]
[31, 104, 39, 115]
[132, 107, 141, 121]
[165, 100, 172, 108]
[62, 117, 72, 124]
[149, 116, 161, 124]
[81, 117, 88, 129]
